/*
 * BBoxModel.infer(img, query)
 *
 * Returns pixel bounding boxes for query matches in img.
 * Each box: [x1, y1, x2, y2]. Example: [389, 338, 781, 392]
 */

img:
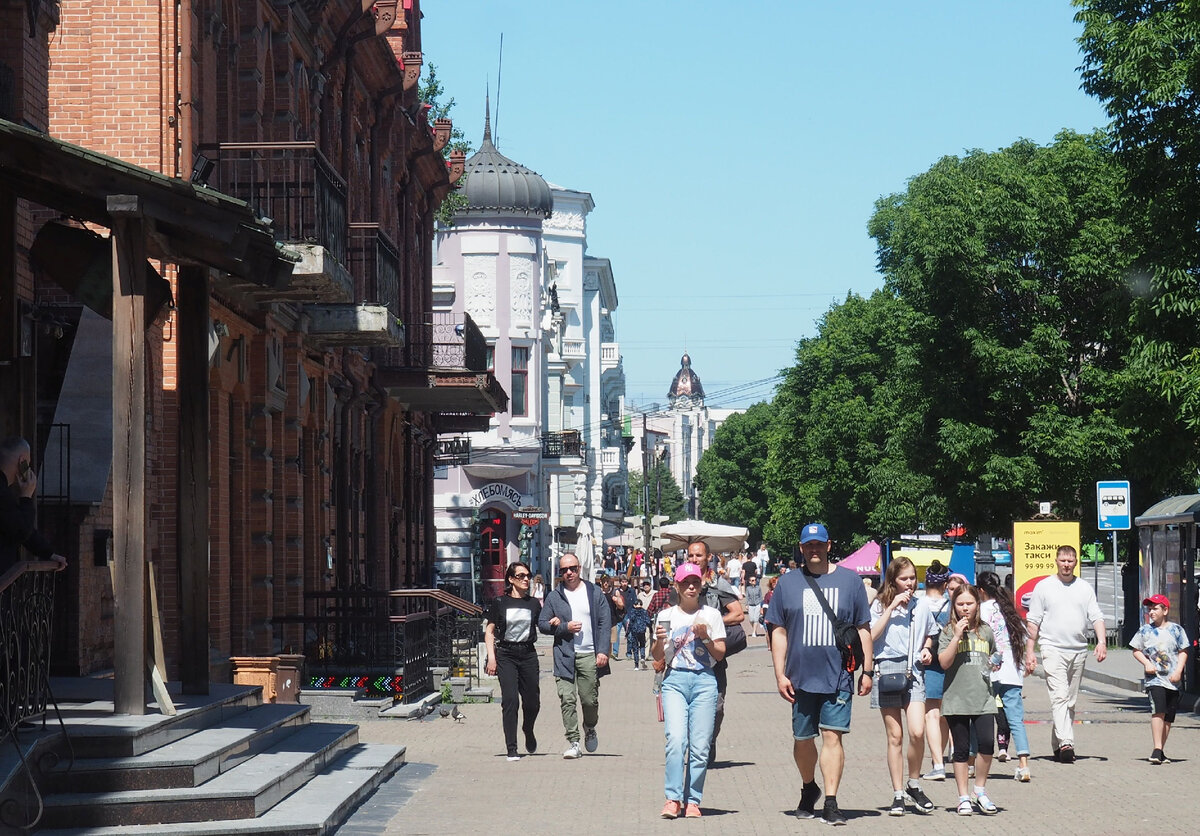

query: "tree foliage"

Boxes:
[765, 290, 937, 553]
[628, 463, 687, 523]
[420, 63, 473, 226]
[1075, 1, 1200, 430]
[869, 131, 1150, 529]
[695, 402, 774, 547]
[694, 130, 1199, 552]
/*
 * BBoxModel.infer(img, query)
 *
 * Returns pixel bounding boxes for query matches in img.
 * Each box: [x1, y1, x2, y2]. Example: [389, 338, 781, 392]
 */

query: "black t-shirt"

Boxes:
[742, 560, 759, 582]
[487, 595, 541, 648]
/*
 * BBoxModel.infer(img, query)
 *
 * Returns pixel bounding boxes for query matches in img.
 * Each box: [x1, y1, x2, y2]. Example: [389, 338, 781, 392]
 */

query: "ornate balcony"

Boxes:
[601, 341, 620, 371]
[377, 312, 507, 415]
[541, 430, 584, 461]
[201, 141, 351, 303]
[304, 222, 404, 348]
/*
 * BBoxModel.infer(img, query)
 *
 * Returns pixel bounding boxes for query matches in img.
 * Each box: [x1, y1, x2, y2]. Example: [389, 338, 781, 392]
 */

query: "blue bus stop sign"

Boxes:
[1096, 480, 1131, 530]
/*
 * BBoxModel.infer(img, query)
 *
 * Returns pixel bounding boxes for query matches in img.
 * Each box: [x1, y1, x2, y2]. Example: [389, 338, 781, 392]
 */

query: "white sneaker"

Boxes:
[921, 766, 946, 781]
[562, 741, 582, 759]
[1015, 766, 1031, 782]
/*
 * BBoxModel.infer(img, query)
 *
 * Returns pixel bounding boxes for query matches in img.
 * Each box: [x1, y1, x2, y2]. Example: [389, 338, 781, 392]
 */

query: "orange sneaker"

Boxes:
[684, 803, 702, 818]
[661, 801, 682, 819]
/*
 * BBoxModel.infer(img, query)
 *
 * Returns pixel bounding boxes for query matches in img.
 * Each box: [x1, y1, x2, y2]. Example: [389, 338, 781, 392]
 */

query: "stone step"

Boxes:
[59, 683, 264, 758]
[42, 703, 311, 793]
[35, 743, 405, 836]
[39, 722, 359, 828]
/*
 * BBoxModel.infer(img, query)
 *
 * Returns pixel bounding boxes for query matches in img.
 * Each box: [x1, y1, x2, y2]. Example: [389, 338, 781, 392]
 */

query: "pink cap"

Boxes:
[674, 563, 703, 583]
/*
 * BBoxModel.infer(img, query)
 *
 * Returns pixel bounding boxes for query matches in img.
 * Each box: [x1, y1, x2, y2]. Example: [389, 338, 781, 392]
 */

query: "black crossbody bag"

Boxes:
[802, 570, 865, 673]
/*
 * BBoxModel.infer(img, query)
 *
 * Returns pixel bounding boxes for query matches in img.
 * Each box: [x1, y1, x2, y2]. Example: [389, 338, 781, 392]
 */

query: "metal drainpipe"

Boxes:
[179, 0, 194, 177]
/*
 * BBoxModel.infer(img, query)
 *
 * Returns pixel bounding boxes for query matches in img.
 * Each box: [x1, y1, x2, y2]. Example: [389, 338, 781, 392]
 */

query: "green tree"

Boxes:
[628, 463, 687, 524]
[420, 63, 472, 226]
[868, 130, 1197, 531]
[695, 402, 774, 547]
[765, 290, 938, 553]
[1075, 1, 1200, 431]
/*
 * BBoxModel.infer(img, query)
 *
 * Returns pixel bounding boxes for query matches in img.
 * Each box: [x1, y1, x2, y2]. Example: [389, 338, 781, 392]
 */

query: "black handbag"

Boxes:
[876, 671, 910, 693]
[801, 570, 865, 673]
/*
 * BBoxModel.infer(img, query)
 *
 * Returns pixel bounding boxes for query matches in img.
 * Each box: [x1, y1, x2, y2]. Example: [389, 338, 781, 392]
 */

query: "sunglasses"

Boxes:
[560, 565, 580, 574]
[511, 572, 531, 580]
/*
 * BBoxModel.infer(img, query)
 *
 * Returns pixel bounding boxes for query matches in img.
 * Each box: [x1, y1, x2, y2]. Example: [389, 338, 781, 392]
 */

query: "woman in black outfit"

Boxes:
[484, 561, 542, 760]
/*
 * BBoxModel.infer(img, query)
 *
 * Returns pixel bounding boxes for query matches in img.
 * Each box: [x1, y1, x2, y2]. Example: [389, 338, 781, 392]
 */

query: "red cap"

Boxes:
[1143, 594, 1170, 609]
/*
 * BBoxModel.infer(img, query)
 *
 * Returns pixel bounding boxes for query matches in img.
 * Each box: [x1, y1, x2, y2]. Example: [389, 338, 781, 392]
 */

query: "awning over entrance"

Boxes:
[0, 118, 296, 286]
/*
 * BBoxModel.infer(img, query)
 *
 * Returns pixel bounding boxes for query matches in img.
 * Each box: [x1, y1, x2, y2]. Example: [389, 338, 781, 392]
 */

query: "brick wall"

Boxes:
[30, 0, 451, 681]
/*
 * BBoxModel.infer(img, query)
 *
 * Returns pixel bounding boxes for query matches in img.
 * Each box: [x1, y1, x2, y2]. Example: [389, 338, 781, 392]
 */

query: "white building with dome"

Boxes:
[628, 354, 740, 519]
[430, 108, 628, 599]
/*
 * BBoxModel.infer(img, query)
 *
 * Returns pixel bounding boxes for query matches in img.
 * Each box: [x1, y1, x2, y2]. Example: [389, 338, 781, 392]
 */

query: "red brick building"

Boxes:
[1, 0, 499, 695]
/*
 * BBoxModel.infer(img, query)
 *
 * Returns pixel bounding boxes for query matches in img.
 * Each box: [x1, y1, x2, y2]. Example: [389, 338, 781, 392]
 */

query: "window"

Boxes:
[511, 346, 529, 417]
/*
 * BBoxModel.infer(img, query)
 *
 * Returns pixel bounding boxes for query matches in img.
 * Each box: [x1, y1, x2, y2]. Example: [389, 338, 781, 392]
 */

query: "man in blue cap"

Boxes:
[766, 523, 872, 826]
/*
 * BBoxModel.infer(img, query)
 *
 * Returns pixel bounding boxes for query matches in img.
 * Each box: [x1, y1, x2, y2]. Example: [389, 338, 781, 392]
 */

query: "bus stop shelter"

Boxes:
[1134, 494, 1200, 687]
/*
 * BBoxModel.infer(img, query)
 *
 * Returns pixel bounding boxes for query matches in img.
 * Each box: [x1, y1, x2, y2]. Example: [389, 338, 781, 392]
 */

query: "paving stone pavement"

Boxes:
[340, 635, 1200, 835]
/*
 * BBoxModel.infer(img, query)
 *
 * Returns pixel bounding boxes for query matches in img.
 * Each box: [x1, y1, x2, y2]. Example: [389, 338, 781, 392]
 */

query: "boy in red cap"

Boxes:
[1129, 594, 1190, 764]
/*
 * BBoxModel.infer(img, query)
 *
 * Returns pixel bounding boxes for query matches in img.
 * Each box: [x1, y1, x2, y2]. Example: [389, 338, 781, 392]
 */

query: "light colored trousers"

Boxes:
[662, 668, 718, 805]
[1041, 646, 1088, 749]
[555, 652, 599, 743]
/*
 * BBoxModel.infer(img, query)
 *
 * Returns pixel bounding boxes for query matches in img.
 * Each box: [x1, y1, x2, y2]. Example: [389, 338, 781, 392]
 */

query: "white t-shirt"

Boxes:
[1026, 575, 1103, 653]
[656, 605, 727, 672]
[725, 558, 742, 586]
[564, 583, 595, 653]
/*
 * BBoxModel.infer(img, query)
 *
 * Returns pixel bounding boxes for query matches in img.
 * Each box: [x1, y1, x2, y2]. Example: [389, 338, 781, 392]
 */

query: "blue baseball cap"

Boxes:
[799, 523, 829, 544]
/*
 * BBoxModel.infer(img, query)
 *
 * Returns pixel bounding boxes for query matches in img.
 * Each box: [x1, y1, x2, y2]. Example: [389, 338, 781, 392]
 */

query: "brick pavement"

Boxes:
[341, 634, 1200, 835]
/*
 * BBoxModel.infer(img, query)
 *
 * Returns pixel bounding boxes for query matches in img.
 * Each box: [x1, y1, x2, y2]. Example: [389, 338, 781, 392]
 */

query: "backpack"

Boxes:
[704, 584, 748, 656]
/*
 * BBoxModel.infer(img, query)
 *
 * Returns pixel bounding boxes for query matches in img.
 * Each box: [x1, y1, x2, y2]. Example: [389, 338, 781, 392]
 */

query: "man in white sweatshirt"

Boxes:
[1024, 545, 1106, 763]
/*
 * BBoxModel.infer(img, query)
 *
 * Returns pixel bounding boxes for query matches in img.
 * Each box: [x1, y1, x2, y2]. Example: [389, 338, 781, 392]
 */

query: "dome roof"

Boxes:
[455, 107, 553, 219]
[668, 353, 705, 409]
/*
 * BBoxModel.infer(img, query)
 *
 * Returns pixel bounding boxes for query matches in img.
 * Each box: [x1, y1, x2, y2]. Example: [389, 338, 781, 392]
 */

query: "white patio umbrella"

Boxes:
[659, 520, 750, 554]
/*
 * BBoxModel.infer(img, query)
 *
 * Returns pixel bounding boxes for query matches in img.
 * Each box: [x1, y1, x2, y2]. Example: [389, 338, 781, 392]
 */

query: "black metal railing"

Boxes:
[275, 588, 482, 703]
[541, 430, 583, 459]
[1, 561, 72, 830]
[404, 312, 488, 371]
[347, 222, 401, 314]
[200, 141, 348, 265]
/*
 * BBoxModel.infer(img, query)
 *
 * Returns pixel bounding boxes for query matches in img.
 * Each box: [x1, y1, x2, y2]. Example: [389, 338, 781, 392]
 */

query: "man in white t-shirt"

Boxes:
[725, 554, 743, 592]
[1024, 545, 1106, 763]
[538, 552, 612, 759]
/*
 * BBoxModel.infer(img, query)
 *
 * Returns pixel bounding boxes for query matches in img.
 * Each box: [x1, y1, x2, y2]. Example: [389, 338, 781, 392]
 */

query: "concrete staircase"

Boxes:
[3, 678, 404, 835]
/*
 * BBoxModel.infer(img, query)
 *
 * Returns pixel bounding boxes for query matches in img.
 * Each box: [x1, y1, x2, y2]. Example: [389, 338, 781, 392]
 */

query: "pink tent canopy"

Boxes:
[837, 540, 881, 575]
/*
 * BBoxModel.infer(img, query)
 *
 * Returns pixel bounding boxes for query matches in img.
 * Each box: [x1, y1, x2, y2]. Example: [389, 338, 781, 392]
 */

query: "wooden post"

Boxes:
[109, 196, 148, 715]
[177, 264, 210, 694]
[0, 187, 18, 437]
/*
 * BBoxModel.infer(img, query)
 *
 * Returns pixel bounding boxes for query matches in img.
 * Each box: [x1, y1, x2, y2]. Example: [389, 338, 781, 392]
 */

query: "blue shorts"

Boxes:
[924, 666, 945, 701]
[792, 690, 853, 740]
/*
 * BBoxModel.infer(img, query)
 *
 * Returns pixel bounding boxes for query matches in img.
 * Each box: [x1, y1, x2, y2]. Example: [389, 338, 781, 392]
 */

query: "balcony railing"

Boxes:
[200, 141, 348, 265]
[562, 339, 586, 360]
[348, 223, 400, 314]
[542, 430, 583, 459]
[405, 312, 488, 371]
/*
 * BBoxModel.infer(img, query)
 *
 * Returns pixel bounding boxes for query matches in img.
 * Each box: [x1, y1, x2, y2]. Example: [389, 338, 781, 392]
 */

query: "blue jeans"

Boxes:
[995, 683, 1029, 756]
[662, 668, 719, 805]
[613, 619, 626, 654]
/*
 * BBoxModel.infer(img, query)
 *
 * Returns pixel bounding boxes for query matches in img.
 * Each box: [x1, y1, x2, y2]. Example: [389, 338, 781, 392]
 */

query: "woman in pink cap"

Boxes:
[651, 561, 727, 820]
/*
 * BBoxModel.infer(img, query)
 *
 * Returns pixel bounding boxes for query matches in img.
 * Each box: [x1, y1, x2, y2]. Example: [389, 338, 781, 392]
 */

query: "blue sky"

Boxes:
[421, 1, 1110, 410]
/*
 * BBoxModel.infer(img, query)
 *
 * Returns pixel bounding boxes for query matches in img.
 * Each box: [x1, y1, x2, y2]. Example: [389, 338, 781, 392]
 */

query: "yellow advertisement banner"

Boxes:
[1012, 521, 1080, 617]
